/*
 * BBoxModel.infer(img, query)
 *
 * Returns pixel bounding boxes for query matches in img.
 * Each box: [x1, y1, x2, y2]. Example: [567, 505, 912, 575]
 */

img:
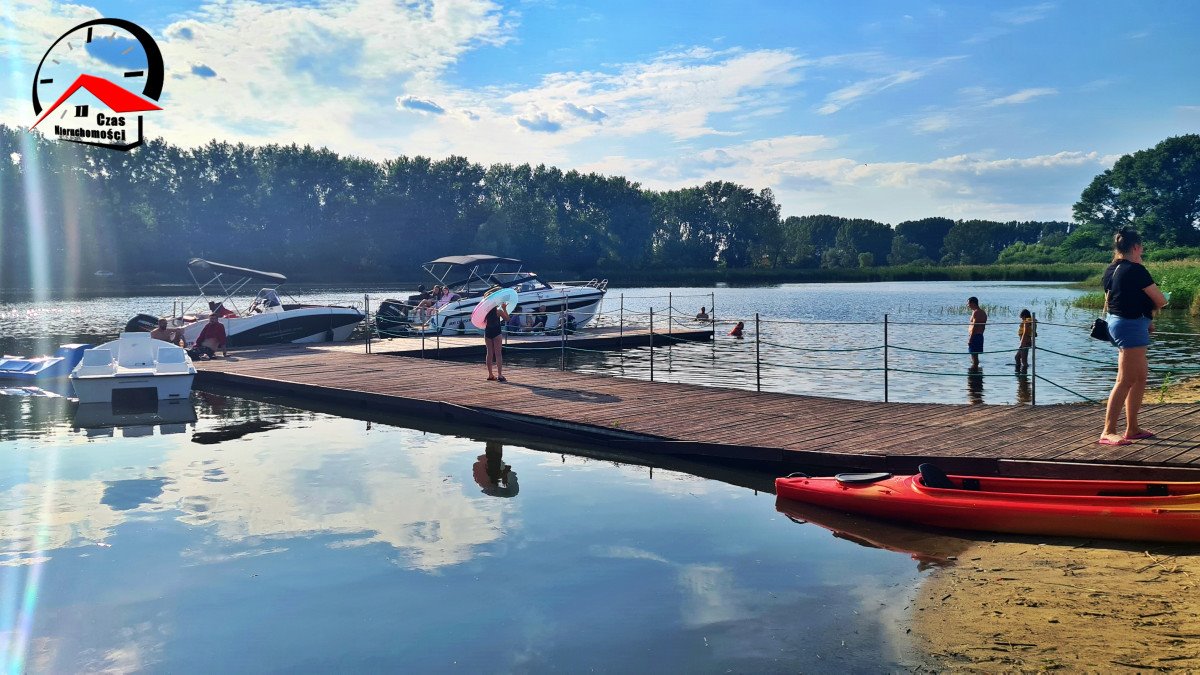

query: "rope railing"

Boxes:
[357, 292, 1199, 405]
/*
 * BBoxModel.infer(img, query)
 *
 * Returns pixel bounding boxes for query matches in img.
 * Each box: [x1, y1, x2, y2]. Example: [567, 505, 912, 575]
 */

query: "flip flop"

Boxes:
[497, 376, 507, 383]
[1097, 437, 1131, 446]
[1124, 431, 1156, 440]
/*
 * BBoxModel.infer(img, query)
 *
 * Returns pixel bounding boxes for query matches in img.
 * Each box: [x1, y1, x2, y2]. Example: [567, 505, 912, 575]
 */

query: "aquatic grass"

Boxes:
[1073, 259, 1200, 316]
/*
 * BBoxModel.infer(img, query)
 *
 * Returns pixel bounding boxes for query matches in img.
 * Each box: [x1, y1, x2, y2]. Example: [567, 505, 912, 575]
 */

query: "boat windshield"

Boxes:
[249, 288, 284, 314]
[424, 256, 546, 297]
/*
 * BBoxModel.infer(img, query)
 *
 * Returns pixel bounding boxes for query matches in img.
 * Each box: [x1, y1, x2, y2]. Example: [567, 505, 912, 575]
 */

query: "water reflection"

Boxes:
[0, 392, 925, 672]
[73, 399, 197, 436]
[966, 368, 984, 404]
[776, 498, 969, 571]
[472, 441, 519, 497]
[1016, 373, 1033, 404]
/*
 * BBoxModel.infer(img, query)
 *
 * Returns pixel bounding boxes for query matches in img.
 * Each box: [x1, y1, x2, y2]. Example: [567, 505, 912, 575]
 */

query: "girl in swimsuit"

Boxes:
[483, 293, 511, 382]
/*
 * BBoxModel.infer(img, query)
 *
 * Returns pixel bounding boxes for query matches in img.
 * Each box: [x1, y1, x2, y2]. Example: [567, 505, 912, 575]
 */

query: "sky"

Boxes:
[1, 0, 1198, 224]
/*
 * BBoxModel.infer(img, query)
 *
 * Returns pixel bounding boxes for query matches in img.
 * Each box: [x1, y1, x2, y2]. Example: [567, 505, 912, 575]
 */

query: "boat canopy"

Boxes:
[425, 254, 523, 267]
[187, 258, 287, 284]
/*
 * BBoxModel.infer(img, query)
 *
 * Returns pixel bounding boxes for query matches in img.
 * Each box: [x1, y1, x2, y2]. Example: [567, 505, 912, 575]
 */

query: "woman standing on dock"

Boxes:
[1099, 228, 1169, 446]
[483, 290, 511, 382]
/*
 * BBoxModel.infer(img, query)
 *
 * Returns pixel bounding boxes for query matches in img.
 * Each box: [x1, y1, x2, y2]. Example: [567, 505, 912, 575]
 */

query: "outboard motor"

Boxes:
[125, 313, 159, 333]
[374, 299, 411, 336]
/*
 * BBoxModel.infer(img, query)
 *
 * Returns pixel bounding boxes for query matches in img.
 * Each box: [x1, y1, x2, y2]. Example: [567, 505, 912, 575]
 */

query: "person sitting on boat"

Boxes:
[415, 286, 441, 321]
[507, 309, 524, 332]
[150, 318, 184, 346]
[696, 306, 710, 321]
[208, 301, 238, 319]
[189, 313, 228, 360]
[435, 287, 460, 309]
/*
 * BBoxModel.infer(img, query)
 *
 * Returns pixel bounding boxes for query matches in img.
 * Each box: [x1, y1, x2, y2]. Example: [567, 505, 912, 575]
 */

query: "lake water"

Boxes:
[4, 280, 1200, 404]
[1, 391, 928, 672]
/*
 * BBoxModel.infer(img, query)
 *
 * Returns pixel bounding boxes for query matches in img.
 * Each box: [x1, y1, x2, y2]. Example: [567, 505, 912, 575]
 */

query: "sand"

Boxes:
[911, 538, 1200, 671]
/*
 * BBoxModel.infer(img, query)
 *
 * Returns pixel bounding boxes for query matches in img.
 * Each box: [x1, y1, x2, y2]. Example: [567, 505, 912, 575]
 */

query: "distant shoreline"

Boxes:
[0, 263, 1102, 301]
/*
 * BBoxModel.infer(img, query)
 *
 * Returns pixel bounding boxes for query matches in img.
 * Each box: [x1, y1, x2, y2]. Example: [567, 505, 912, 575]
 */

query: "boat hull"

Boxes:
[775, 473, 1200, 543]
[71, 373, 194, 405]
[377, 288, 605, 336]
[179, 307, 363, 346]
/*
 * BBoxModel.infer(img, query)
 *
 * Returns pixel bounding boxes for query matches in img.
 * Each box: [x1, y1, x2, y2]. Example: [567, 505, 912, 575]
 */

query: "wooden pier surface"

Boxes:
[195, 345, 1200, 481]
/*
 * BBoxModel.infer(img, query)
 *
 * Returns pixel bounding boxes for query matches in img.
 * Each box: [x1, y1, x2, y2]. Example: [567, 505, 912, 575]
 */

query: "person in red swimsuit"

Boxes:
[190, 313, 228, 360]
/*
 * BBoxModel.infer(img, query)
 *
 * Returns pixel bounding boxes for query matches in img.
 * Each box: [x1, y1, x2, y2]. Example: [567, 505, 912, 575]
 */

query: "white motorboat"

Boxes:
[125, 259, 365, 346]
[69, 332, 195, 404]
[375, 255, 607, 336]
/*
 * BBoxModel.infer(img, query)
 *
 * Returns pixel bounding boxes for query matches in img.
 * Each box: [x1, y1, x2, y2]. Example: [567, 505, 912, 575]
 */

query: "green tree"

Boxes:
[1073, 134, 1200, 246]
[895, 217, 954, 262]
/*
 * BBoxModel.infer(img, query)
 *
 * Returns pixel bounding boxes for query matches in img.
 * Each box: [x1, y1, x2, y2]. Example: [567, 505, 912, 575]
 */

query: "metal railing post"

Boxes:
[883, 313, 889, 403]
[365, 294, 371, 354]
[1031, 312, 1037, 406]
[668, 292, 673, 336]
[650, 307, 655, 382]
[421, 329, 425, 359]
[711, 291, 716, 360]
[619, 293, 624, 350]
[561, 313, 567, 370]
[436, 327, 440, 359]
[755, 312, 761, 392]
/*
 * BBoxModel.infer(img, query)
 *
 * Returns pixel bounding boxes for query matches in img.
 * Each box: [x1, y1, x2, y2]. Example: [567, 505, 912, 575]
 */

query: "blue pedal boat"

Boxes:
[0, 344, 92, 381]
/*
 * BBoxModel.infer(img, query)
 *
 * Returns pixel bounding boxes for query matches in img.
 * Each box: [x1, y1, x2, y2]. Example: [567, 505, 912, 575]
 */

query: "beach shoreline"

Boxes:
[910, 537, 1200, 671]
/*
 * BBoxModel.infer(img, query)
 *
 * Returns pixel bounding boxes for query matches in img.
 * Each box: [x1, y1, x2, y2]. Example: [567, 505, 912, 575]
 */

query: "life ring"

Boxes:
[470, 288, 519, 329]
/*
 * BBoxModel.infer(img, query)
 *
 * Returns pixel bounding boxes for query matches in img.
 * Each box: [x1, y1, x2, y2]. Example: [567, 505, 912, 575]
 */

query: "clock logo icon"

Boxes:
[30, 18, 165, 152]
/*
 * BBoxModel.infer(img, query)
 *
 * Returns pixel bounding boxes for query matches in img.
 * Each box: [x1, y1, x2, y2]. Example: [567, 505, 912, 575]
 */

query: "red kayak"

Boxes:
[774, 464, 1200, 543]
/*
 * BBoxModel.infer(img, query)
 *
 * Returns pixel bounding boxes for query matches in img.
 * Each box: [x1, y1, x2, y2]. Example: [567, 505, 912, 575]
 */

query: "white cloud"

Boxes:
[914, 112, 954, 134]
[996, 2, 1057, 25]
[818, 70, 923, 115]
[985, 87, 1057, 106]
[815, 55, 963, 115]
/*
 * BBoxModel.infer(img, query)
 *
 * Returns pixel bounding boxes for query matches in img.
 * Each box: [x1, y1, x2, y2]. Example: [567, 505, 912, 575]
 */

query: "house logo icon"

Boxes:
[30, 18, 164, 152]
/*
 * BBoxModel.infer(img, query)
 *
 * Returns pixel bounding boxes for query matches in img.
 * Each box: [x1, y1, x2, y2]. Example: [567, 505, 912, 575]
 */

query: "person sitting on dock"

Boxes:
[150, 318, 184, 346]
[695, 306, 709, 321]
[189, 313, 228, 360]
[729, 321, 744, 339]
[529, 307, 547, 332]
[508, 309, 525, 332]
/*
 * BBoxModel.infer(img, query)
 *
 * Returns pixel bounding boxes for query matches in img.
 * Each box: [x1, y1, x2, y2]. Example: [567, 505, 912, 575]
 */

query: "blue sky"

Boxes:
[2, 0, 1198, 223]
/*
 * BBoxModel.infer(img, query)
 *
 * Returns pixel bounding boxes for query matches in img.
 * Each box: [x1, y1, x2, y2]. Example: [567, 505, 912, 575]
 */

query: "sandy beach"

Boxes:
[911, 537, 1200, 671]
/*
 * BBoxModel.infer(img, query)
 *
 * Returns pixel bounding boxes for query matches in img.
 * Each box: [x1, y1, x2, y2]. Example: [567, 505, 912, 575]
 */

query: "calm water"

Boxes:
[1, 391, 929, 672]
[5, 281, 1200, 404]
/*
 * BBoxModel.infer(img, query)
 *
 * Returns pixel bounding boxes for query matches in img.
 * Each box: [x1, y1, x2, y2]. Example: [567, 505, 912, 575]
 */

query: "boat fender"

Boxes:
[834, 472, 892, 485]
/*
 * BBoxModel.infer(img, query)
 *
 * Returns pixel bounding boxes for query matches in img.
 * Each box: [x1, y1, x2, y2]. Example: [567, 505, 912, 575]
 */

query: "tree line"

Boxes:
[1, 125, 1196, 287]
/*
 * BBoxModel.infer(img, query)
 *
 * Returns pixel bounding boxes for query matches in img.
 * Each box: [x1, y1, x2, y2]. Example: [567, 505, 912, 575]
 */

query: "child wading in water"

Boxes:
[1015, 309, 1036, 373]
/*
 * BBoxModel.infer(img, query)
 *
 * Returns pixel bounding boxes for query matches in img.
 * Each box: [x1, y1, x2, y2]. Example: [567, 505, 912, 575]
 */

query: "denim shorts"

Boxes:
[1107, 314, 1151, 349]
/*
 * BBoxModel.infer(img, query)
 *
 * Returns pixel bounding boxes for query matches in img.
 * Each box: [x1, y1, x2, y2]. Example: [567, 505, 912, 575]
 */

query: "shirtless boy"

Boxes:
[967, 296, 987, 371]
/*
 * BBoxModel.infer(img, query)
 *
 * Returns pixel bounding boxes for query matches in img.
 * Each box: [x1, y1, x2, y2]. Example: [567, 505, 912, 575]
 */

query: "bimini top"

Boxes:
[187, 258, 287, 284]
[426, 254, 523, 267]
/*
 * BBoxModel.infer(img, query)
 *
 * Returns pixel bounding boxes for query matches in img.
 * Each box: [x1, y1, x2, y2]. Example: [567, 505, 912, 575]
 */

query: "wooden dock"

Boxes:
[194, 345, 1200, 481]
[366, 325, 711, 357]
